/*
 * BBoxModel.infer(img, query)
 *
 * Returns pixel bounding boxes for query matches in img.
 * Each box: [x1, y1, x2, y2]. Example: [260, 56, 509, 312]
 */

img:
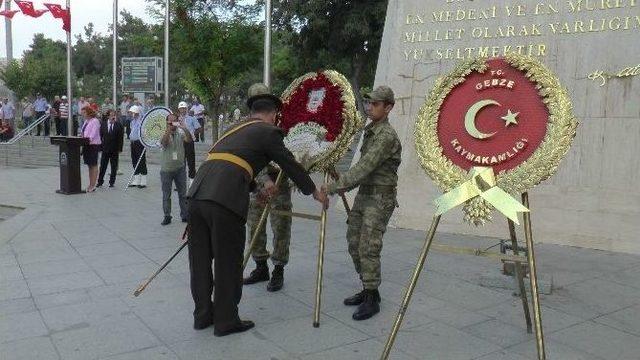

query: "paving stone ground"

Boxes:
[1, 165, 639, 360]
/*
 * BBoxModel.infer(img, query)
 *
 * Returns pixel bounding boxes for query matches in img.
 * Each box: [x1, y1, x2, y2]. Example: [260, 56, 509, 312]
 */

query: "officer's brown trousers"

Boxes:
[187, 199, 245, 331]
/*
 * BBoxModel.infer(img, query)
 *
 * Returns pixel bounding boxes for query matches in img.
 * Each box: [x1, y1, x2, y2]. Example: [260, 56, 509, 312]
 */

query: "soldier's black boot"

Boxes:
[352, 289, 380, 321]
[343, 289, 366, 306]
[243, 260, 269, 285]
[266, 265, 284, 292]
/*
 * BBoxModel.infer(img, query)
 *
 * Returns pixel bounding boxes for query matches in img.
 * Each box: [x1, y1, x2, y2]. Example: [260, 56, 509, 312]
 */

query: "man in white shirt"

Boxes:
[34, 94, 49, 136]
[178, 101, 200, 186]
[1, 98, 16, 130]
[190, 98, 206, 142]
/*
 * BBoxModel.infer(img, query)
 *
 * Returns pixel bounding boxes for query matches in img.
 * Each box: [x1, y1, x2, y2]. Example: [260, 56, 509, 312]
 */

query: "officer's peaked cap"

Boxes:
[246, 83, 282, 109]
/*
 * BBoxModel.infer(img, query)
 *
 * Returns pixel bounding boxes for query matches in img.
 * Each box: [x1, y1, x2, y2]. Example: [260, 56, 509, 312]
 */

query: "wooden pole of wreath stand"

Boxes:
[380, 192, 546, 360]
[242, 167, 350, 328]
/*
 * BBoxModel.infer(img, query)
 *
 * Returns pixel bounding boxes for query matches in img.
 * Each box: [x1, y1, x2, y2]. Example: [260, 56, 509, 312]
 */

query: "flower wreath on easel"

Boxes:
[279, 70, 363, 173]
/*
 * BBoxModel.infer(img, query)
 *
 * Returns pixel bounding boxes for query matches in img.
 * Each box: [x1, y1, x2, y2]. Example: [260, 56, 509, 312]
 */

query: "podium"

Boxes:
[50, 136, 89, 195]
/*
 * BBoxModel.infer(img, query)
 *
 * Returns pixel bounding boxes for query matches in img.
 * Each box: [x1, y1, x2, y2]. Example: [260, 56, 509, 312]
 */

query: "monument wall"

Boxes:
[372, 0, 640, 253]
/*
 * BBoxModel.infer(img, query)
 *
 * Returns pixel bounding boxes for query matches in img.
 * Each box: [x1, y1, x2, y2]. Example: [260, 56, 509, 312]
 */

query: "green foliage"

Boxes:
[0, 34, 67, 99]
[270, 0, 388, 111]
[73, 24, 112, 99]
[1, 0, 387, 122]
[0, 61, 30, 99]
[166, 0, 268, 138]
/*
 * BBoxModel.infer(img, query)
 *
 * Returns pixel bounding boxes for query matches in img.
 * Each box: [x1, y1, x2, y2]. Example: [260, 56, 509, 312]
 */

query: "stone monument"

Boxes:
[370, 0, 640, 253]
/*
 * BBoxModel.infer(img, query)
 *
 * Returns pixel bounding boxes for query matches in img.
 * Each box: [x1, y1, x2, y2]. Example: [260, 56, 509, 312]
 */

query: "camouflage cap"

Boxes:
[246, 83, 283, 109]
[364, 85, 395, 104]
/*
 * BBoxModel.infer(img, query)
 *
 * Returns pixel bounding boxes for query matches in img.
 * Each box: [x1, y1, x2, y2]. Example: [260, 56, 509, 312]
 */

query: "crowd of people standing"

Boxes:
[77, 96, 213, 227]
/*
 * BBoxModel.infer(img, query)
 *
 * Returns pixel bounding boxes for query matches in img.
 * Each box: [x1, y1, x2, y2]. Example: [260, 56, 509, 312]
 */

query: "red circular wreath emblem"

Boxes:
[280, 72, 345, 142]
[438, 58, 548, 173]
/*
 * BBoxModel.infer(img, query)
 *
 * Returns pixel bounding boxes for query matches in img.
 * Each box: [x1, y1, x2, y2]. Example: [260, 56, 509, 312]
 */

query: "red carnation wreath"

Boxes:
[280, 72, 344, 142]
[280, 70, 362, 173]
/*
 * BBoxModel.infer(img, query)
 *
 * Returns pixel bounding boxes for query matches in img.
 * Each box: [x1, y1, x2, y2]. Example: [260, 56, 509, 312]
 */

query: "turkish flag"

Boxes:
[62, 10, 70, 32]
[14, 1, 48, 18]
[0, 10, 20, 19]
[43, 3, 64, 18]
[32, 9, 48, 17]
[43, 3, 70, 32]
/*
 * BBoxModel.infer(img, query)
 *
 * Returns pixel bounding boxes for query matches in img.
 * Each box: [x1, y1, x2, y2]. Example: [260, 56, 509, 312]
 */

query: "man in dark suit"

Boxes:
[97, 110, 124, 188]
[186, 83, 329, 336]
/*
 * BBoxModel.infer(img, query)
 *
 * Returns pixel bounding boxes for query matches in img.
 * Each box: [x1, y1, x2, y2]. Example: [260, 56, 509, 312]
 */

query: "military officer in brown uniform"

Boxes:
[322, 86, 401, 321]
[186, 83, 328, 336]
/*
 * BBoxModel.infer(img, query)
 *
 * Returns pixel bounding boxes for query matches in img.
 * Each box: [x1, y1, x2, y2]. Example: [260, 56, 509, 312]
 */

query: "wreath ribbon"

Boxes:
[434, 167, 529, 224]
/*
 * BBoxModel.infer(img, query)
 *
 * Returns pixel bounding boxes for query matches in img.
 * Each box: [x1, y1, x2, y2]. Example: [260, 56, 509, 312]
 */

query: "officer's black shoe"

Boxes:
[267, 265, 284, 292]
[96, 182, 103, 188]
[243, 261, 269, 285]
[193, 316, 214, 330]
[214, 320, 255, 337]
[343, 290, 366, 306]
[161, 216, 171, 226]
[352, 289, 380, 321]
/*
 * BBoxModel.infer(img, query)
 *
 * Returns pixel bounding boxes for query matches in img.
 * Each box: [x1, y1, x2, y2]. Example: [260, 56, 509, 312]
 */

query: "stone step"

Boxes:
[2, 136, 358, 171]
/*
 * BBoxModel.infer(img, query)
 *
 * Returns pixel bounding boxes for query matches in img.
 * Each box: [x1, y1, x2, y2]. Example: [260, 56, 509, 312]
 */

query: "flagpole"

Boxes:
[66, 0, 73, 135]
[263, 0, 271, 89]
[163, 0, 169, 107]
[112, 0, 118, 109]
[4, 0, 12, 61]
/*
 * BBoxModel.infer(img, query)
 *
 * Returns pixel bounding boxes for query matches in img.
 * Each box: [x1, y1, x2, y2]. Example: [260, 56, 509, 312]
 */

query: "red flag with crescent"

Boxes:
[14, 1, 48, 18]
[43, 3, 70, 32]
[43, 3, 64, 18]
[0, 9, 20, 19]
[61, 8, 70, 32]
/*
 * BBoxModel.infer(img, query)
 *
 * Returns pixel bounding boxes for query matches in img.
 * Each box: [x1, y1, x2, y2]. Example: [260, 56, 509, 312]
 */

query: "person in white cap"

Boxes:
[128, 105, 148, 188]
[178, 101, 200, 186]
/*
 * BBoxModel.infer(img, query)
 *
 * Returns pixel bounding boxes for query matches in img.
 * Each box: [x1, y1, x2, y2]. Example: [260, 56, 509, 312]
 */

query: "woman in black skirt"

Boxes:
[81, 105, 102, 192]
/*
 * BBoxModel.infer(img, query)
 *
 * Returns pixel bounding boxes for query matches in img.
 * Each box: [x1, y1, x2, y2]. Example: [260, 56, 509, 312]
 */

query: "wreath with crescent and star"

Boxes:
[415, 53, 579, 225]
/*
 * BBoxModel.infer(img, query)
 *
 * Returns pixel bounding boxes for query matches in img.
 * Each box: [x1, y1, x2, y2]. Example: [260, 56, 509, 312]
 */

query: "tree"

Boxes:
[0, 61, 31, 100]
[0, 34, 67, 100]
[270, 0, 388, 112]
[147, 0, 267, 139]
[1, 1, 387, 126]
[73, 23, 112, 98]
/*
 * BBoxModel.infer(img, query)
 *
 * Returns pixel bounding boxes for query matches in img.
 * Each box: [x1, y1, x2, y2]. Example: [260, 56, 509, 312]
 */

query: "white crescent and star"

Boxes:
[464, 99, 520, 140]
[501, 109, 520, 127]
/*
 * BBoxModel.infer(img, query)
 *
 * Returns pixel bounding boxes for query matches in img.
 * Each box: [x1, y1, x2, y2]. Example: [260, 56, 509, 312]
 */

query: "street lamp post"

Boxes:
[263, 0, 272, 89]
[66, 0, 73, 135]
[4, 0, 12, 61]
[113, 0, 118, 110]
[164, 0, 170, 107]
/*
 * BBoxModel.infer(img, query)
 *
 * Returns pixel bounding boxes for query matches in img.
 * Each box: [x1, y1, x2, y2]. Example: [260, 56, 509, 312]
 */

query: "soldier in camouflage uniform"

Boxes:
[322, 86, 401, 321]
[243, 165, 293, 292]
